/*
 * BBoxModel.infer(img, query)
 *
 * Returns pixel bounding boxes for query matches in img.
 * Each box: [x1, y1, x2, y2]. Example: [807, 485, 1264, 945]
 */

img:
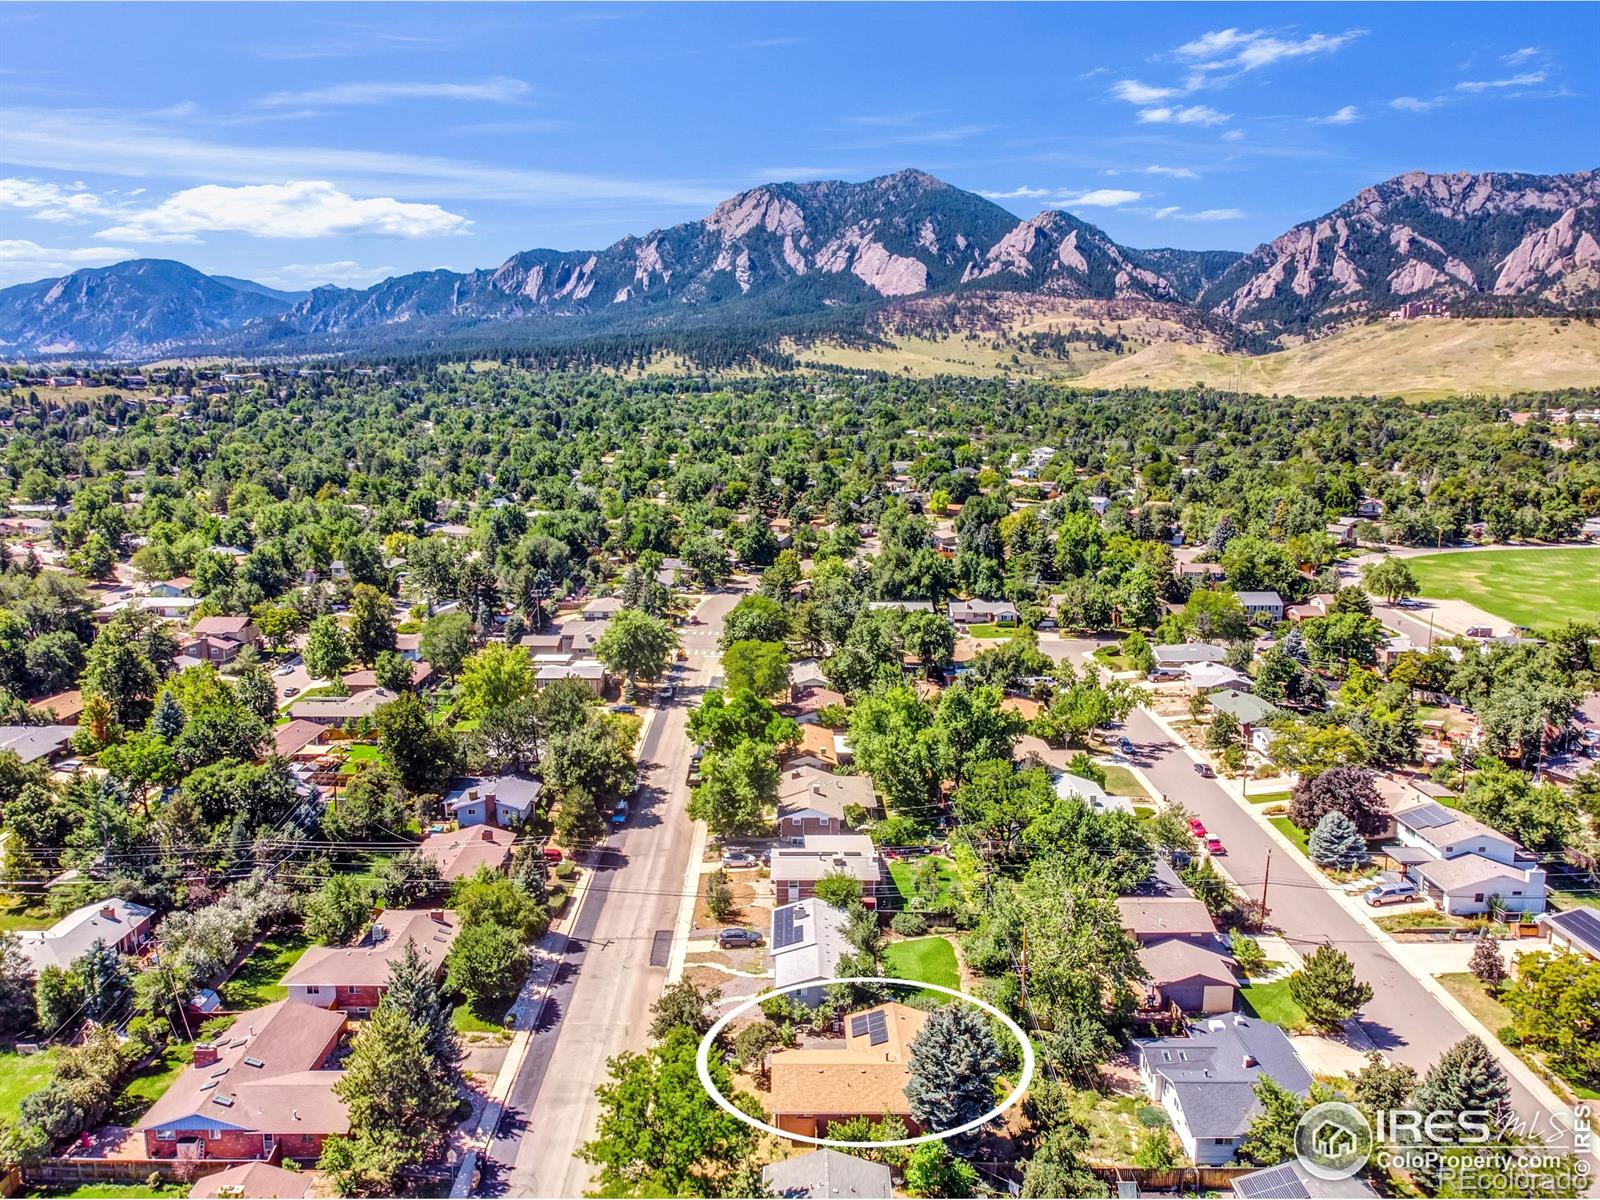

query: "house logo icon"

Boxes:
[1294, 1101, 1373, 1181]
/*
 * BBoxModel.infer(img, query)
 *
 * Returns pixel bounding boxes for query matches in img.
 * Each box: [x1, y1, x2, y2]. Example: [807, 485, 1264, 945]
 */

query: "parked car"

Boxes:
[1117, 737, 1135, 755]
[608, 703, 636, 714]
[1188, 818, 1207, 837]
[660, 685, 675, 701]
[1364, 880, 1420, 906]
[1204, 836, 1225, 855]
[718, 928, 763, 949]
[1193, 762, 1215, 778]
[542, 846, 563, 864]
[275, 664, 295, 676]
[610, 798, 629, 828]
[720, 851, 759, 869]
[284, 686, 299, 697]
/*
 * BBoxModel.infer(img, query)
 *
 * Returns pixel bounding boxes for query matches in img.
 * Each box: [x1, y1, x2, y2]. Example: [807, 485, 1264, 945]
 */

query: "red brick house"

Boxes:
[280, 908, 460, 1013]
[135, 1001, 347, 1162]
[776, 767, 875, 840]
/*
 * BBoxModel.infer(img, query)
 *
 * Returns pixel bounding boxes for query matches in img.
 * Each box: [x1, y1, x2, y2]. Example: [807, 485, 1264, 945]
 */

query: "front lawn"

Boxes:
[1101, 764, 1152, 800]
[1268, 816, 1311, 857]
[218, 928, 314, 1008]
[1248, 789, 1291, 807]
[1437, 972, 1600, 1102]
[0, 1048, 58, 1126]
[452, 990, 517, 1034]
[963, 623, 1018, 639]
[883, 936, 960, 995]
[1239, 979, 1307, 1031]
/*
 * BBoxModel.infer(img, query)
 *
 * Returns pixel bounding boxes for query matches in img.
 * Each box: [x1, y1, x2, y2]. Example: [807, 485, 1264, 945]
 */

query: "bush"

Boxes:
[891, 912, 928, 937]
[1135, 1105, 1170, 1128]
[552, 859, 577, 880]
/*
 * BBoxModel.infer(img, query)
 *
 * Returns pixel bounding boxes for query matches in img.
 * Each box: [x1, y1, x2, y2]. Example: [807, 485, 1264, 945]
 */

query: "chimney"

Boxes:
[1242, 1054, 1257, 1069]
[481, 828, 495, 841]
[468, 789, 479, 802]
[100, 904, 117, 920]
[430, 909, 446, 922]
[485, 792, 497, 805]
[193, 1044, 218, 1068]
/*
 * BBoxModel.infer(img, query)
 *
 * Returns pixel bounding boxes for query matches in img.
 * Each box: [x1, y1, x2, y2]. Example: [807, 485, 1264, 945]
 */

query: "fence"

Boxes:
[27, 1157, 264, 1187]
[1089, 1164, 1256, 1191]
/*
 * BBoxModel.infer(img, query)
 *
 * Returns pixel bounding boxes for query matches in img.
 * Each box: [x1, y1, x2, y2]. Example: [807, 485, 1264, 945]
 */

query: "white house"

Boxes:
[1234, 590, 1285, 622]
[770, 898, 853, 1007]
[1392, 803, 1546, 916]
[442, 774, 543, 829]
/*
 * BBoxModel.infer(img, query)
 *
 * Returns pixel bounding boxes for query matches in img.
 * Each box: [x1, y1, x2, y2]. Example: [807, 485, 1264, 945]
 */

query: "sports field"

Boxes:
[1405, 548, 1600, 630]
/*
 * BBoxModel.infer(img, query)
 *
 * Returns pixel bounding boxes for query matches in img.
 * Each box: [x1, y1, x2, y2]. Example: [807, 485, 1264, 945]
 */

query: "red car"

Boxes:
[1188, 818, 1207, 837]
[542, 846, 563, 864]
[1205, 836, 1225, 855]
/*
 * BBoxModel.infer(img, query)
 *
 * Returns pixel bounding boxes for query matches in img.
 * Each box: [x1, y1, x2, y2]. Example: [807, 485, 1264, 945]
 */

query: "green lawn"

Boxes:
[883, 936, 960, 997]
[25, 1185, 190, 1199]
[1436, 973, 1600, 1102]
[106, 1042, 192, 1125]
[1404, 547, 1600, 631]
[888, 857, 961, 913]
[0, 901, 55, 931]
[1268, 816, 1311, 857]
[344, 743, 386, 766]
[218, 928, 314, 1008]
[1239, 979, 1307, 1031]
[1101, 764, 1152, 800]
[0, 1048, 58, 1126]
[1247, 789, 1291, 807]
[963, 623, 1019, 639]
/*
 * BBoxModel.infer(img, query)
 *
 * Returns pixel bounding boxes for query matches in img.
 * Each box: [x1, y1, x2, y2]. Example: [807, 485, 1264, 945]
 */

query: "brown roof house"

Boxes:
[777, 767, 875, 840]
[189, 1162, 315, 1199]
[418, 825, 516, 881]
[768, 1003, 929, 1139]
[1116, 896, 1236, 1015]
[280, 908, 460, 1014]
[136, 1000, 347, 1163]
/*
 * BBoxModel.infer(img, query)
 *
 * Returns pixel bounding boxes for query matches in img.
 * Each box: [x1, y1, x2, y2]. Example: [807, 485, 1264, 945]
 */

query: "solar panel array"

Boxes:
[849, 1014, 872, 1038]
[1404, 803, 1456, 830]
[1558, 907, 1600, 949]
[865, 1010, 888, 1045]
[773, 906, 807, 950]
[1234, 1163, 1309, 1200]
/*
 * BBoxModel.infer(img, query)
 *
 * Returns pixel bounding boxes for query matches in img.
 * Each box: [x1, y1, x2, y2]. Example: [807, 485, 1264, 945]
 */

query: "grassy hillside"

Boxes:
[1405, 547, 1600, 630]
[1070, 318, 1600, 400]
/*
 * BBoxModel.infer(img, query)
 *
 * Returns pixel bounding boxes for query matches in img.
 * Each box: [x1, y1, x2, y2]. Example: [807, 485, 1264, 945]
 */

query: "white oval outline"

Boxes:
[694, 974, 1036, 1149]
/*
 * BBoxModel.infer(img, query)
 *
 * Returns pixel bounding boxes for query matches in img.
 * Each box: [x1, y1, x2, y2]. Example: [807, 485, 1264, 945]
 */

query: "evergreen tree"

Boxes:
[905, 1004, 1003, 1152]
[382, 940, 461, 1076]
[1412, 1035, 1512, 1127]
[149, 689, 185, 740]
[1308, 810, 1368, 869]
[335, 1004, 460, 1148]
[1288, 942, 1374, 1031]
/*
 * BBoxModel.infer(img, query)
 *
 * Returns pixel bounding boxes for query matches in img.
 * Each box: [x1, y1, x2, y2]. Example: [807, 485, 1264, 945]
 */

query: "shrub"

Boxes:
[892, 912, 929, 937]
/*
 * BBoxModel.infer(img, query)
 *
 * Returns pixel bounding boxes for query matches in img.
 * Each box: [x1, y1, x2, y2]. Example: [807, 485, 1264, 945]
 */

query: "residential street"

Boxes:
[477, 588, 740, 1197]
[1120, 707, 1587, 1156]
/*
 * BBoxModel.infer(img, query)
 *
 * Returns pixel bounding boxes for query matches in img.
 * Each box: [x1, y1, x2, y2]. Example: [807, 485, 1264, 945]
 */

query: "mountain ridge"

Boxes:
[2, 166, 1596, 360]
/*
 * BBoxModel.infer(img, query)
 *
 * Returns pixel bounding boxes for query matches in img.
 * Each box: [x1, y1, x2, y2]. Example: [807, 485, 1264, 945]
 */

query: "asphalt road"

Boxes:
[1121, 707, 1582, 1153]
[479, 587, 739, 1197]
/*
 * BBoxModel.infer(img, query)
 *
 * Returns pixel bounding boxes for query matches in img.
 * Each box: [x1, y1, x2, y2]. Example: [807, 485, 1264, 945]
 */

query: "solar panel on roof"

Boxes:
[1234, 1163, 1309, 1200]
[849, 1014, 872, 1038]
[773, 907, 806, 950]
[1405, 803, 1455, 830]
[867, 1011, 889, 1046]
[1557, 908, 1600, 948]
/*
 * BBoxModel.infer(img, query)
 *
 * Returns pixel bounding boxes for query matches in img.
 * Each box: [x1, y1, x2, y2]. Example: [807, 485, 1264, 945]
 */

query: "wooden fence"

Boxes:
[27, 1157, 259, 1187]
[1089, 1163, 1257, 1191]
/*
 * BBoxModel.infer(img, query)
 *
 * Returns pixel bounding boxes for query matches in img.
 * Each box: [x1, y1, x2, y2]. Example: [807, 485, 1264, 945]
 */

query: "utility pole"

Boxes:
[1259, 849, 1272, 918]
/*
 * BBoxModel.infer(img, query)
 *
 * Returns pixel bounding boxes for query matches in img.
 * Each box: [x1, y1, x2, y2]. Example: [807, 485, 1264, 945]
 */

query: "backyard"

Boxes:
[105, 1040, 192, 1126]
[1238, 979, 1307, 1031]
[888, 856, 962, 915]
[1404, 547, 1600, 631]
[882, 936, 960, 996]
[0, 1047, 58, 1127]
[217, 928, 314, 1008]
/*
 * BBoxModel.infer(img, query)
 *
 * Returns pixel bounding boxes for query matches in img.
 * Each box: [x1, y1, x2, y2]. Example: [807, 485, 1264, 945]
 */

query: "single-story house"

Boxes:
[778, 767, 875, 839]
[788, 660, 831, 692]
[771, 835, 882, 907]
[785, 723, 844, 770]
[781, 685, 846, 726]
[28, 689, 85, 725]
[418, 825, 516, 881]
[1327, 517, 1361, 546]
[1538, 909, 1600, 960]
[1235, 591, 1285, 622]
[1115, 896, 1218, 944]
[1231, 1160, 1379, 1199]
[771, 898, 853, 1007]
[535, 658, 605, 694]
[189, 1162, 315, 1198]
[1410, 855, 1547, 916]
[139, 595, 204, 619]
[866, 600, 933, 613]
[443, 774, 543, 828]
[342, 660, 435, 692]
[517, 633, 565, 655]
[581, 596, 624, 621]
[280, 908, 461, 1013]
[947, 598, 1018, 626]
[148, 577, 195, 599]
[1207, 689, 1280, 729]
[136, 1000, 347, 1163]
[1285, 595, 1333, 623]
[1135, 937, 1238, 1015]
[16, 898, 156, 974]
[270, 719, 327, 760]
[769, 1003, 928, 1138]
[1186, 663, 1252, 694]
[0, 723, 79, 764]
[761, 1149, 893, 1199]
[1154, 642, 1227, 671]
[556, 620, 610, 654]
[1137, 1014, 1313, 1165]
[289, 689, 397, 725]
[1053, 770, 1131, 815]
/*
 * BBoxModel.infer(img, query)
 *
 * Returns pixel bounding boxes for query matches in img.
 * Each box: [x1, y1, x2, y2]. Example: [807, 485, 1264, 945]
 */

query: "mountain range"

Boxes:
[2, 166, 1596, 360]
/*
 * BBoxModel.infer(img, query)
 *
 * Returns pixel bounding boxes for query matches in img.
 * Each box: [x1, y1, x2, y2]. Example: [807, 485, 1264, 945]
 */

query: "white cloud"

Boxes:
[1111, 79, 1182, 105]
[1456, 71, 1546, 92]
[0, 239, 135, 286]
[1503, 46, 1540, 65]
[1390, 95, 1441, 112]
[0, 107, 728, 210]
[257, 77, 532, 108]
[1313, 105, 1360, 124]
[1142, 165, 1200, 179]
[977, 186, 1054, 201]
[1175, 27, 1364, 71]
[254, 260, 396, 289]
[1151, 207, 1248, 221]
[0, 178, 113, 223]
[1137, 105, 1230, 126]
[1221, 129, 1245, 142]
[1064, 188, 1142, 207]
[94, 181, 471, 243]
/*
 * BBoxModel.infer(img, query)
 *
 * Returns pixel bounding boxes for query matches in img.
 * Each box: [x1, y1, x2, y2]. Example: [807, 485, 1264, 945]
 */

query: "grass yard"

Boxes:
[1239, 979, 1307, 1031]
[106, 1042, 192, 1125]
[1247, 789, 1291, 807]
[1404, 547, 1600, 631]
[452, 990, 517, 1034]
[25, 1185, 190, 1199]
[963, 623, 1019, 639]
[1268, 816, 1311, 857]
[0, 1048, 58, 1126]
[343, 743, 386, 767]
[883, 936, 959, 996]
[888, 856, 961, 913]
[1435, 973, 1598, 1101]
[0, 901, 56, 931]
[218, 928, 314, 1008]
[1101, 764, 1152, 800]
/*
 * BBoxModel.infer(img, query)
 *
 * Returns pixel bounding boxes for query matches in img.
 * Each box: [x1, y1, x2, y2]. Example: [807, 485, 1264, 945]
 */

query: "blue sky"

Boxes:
[1, 2, 1595, 290]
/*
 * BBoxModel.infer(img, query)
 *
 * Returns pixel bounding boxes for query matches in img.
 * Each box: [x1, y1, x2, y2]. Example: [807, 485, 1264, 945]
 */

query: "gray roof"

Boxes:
[1208, 689, 1279, 726]
[0, 724, 77, 764]
[1139, 1014, 1312, 1139]
[16, 898, 155, 973]
[1540, 909, 1600, 958]
[772, 899, 853, 994]
[1236, 590, 1284, 607]
[1233, 1159, 1380, 1199]
[444, 774, 543, 816]
[1154, 642, 1227, 666]
[761, 1149, 893, 1199]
